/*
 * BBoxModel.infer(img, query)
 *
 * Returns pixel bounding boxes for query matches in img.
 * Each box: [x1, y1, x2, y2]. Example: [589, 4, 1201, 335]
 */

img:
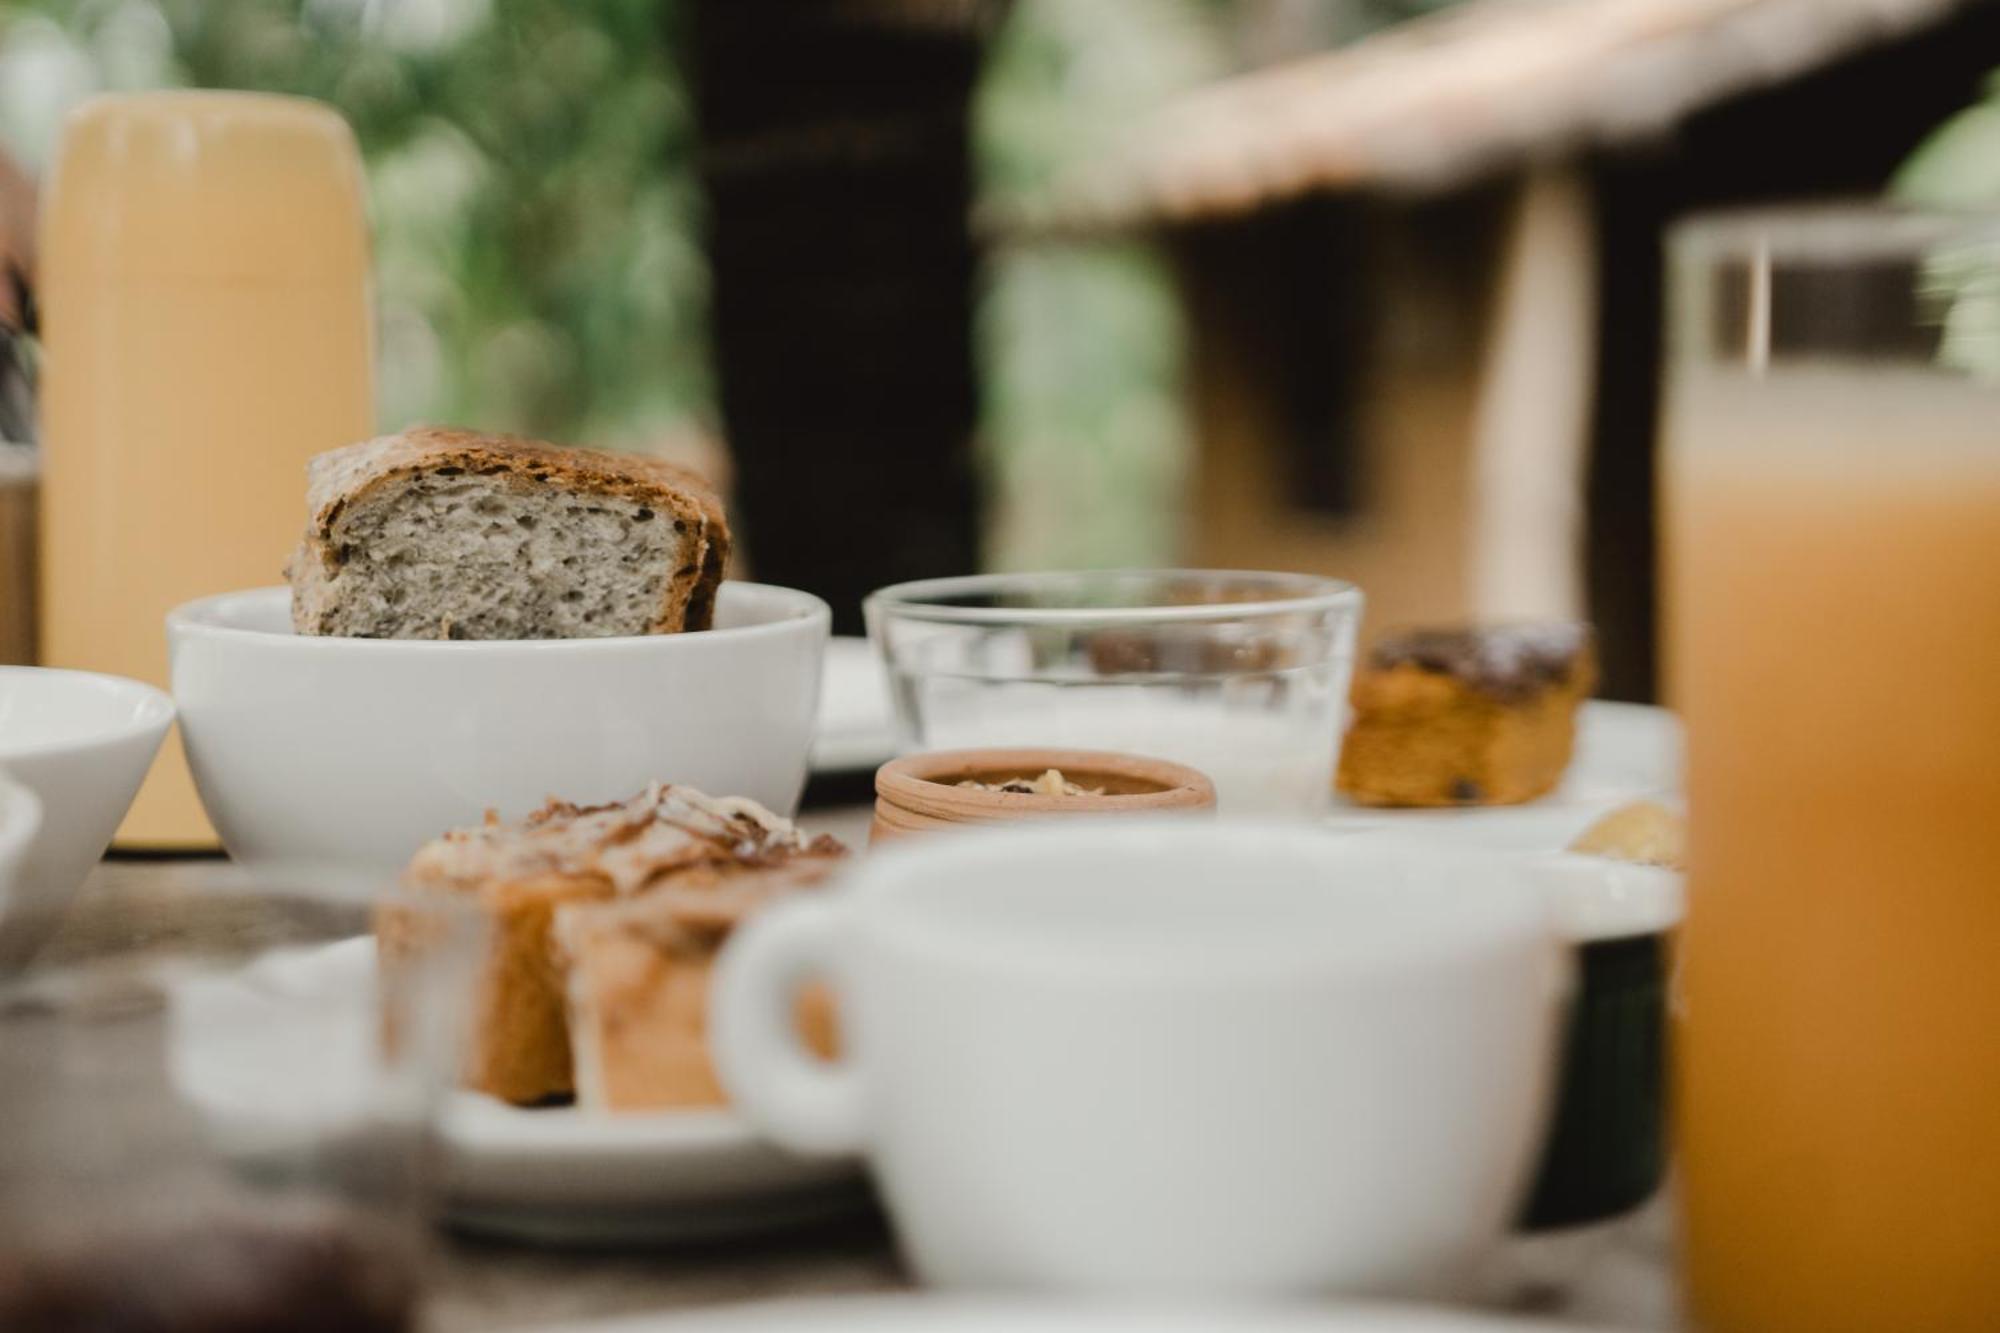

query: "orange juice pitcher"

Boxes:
[38, 91, 374, 846]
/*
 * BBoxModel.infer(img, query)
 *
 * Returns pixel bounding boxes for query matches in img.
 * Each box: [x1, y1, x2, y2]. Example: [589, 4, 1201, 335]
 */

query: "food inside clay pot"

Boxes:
[953, 768, 1105, 798]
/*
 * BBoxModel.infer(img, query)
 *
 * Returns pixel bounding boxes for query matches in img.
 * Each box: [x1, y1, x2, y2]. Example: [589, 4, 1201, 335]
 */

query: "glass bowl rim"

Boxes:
[864, 569, 1362, 627]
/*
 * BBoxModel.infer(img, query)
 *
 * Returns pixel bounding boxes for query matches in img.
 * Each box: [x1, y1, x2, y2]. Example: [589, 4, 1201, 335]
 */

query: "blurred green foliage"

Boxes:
[1894, 69, 2000, 380]
[1, 0, 709, 446]
[971, 0, 1469, 569]
[1, 0, 1471, 566]
[974, 0, 1223, 569]
[1894, 69, 2000, 209]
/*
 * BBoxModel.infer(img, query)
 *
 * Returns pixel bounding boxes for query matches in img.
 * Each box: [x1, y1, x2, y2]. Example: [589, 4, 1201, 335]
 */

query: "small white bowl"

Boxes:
[168, 582, 830, 875]
[0, 666, 176, 961]
[0, 772, 42, 928]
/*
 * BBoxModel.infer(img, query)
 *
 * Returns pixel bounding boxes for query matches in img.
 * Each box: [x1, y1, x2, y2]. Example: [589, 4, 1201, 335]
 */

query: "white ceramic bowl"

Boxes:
[168, 583, 830, 875]
[0, 667, 176, 961]
[0, 772, 42, 932]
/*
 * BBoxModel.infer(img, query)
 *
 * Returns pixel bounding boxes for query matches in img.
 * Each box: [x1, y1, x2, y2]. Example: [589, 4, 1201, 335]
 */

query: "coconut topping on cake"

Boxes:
[405, 782, 841, 895]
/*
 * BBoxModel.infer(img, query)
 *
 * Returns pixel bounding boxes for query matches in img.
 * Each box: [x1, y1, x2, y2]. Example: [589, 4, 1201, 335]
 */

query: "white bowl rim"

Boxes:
[0, 666, 178, 762]
[167, 581, 832, 653]
[865, 568, 1363, 627]
[1526, 849, 1684, 942]
[0, 771, 42, 862]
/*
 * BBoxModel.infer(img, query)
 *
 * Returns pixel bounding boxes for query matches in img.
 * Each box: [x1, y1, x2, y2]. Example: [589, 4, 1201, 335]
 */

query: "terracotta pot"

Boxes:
[871, 747, 1217, 844]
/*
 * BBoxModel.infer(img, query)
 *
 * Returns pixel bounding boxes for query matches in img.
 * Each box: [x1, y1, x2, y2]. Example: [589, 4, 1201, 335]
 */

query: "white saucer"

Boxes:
[1325, 702, 1681, 851]
[169, 937, 864, 1244]
[443, 1094, 865, 1244]
[810, 637, 897, 774]
[535, 1294, 1607, 1332]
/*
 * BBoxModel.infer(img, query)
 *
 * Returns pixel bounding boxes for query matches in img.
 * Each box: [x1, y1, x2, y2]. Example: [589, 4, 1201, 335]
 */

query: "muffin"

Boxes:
[1336, 623, 1596, 807]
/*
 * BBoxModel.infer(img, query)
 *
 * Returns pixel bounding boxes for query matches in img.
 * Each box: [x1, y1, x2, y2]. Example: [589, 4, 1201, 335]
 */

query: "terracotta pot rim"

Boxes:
[875, 747, 1217, 812]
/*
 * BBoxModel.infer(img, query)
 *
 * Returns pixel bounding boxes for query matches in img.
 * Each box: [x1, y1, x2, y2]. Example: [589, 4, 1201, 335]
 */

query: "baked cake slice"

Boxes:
[1337, 623, 1596, 807]
[289, 426, 729, 639]
[555, 876, 841, 1111]
[388, 784, 843, 1106]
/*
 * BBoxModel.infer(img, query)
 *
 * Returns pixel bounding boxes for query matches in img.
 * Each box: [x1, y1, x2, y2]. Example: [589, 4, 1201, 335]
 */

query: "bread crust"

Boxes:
[289, 426, 729, 636]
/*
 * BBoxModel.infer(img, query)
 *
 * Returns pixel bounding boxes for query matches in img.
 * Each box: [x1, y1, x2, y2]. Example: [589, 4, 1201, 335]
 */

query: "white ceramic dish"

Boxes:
[0, 772, 42, 929]
[168, 582, 830, 875]
[1327, 706, 1686, 1233]
[810, 636, 896, 773]
[443, 1097, 867, 1244]
[169, 936, 863, 1244]
[1326, 702, 1681, 851]
[0, 667, 175, 962]
[1529, 851, 1681, 944]
[716, 823, 1569, 1299]
[534, 1294, 1604, 1332]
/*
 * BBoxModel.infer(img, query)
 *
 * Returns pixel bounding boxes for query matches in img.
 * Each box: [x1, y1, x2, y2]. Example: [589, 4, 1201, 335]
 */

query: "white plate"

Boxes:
[536, 1294, 1606, 1332]
[443, 1095, 865, 1244]
[1326, 702, 1681, 852]
[811, 636, 897, 774]
[169, 937, 864, 1245]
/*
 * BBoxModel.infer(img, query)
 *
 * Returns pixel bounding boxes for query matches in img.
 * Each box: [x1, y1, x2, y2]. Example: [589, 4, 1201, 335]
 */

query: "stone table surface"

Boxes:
[41, 806, 1683, 1333]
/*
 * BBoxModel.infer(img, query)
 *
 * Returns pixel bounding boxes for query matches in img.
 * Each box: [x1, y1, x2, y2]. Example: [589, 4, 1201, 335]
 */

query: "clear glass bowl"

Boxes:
[865, 570, 1364, 815]
[0, 872, 483, 1330]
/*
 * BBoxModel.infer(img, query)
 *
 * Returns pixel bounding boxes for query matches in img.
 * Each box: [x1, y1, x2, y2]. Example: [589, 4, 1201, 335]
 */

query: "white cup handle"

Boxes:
[711, 896, 867, 1155]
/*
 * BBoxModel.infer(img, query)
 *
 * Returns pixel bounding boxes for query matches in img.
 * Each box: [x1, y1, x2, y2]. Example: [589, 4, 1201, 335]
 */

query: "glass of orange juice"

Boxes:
[1663, 206, 2000, 1333]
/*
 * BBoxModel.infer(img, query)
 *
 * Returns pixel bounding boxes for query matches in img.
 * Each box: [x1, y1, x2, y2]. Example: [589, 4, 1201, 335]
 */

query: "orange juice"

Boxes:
[39, 92, 373, 846]
[1666, 368, 2000, 1333]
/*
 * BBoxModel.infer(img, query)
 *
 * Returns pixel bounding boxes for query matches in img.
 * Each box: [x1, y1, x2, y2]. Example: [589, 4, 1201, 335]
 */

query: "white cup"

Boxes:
[711, 821, 1571, 1300]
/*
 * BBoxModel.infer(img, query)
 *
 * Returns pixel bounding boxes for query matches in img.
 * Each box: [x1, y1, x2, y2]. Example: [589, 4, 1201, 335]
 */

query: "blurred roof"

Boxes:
[1002, 0, 1976, 231]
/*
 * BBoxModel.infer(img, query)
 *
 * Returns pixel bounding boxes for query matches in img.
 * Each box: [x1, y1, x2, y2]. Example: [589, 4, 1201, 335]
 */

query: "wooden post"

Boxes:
[691, 1, 994, 633]
[1467, 165, 1597, 624]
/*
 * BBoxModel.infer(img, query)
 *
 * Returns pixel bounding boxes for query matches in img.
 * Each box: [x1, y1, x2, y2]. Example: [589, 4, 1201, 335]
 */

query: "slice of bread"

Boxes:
[288, 426, 729, 639]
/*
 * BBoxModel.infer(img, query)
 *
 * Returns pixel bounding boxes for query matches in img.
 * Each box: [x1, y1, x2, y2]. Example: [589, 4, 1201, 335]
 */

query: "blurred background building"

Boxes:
[3, 0, 1999, 686]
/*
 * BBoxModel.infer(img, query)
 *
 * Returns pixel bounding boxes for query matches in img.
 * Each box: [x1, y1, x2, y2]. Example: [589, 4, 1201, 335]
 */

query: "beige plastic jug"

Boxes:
[38, 91, 374, 847]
